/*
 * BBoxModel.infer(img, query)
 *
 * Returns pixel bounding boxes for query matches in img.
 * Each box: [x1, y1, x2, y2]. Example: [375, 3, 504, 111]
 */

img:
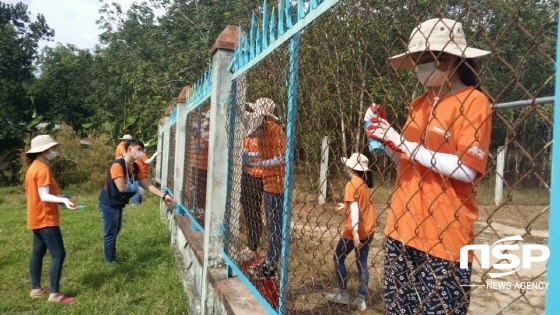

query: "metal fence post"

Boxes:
[279, 31, 301, 315]
[174, 103, 187, 204]
[200, 25, 237, 315]
[544, 10, 560, 314]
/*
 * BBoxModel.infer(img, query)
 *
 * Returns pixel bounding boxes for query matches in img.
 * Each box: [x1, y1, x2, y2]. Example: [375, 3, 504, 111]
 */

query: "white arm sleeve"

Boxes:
[413, 146, 477, 183]
[38, 186, 66, 203]
[257, 155, 284, 167]
[383, 145, 401, 166]
[145, 152, 160, 165]
[350, 202, 359, 231]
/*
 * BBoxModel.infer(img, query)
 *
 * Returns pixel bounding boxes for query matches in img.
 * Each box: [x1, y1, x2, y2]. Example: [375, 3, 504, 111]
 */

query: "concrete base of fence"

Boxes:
[161, 203, 267, 315]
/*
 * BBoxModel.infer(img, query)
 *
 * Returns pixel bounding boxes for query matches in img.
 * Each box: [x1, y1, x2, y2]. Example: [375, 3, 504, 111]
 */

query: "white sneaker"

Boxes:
[239, 247, 257, 262]
[350, 297, 367, 311]
[326, 290, 349, 304]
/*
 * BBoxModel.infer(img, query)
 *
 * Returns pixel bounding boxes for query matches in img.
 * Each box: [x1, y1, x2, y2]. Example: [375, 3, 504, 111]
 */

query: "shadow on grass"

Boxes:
[80, 247, 168, 288]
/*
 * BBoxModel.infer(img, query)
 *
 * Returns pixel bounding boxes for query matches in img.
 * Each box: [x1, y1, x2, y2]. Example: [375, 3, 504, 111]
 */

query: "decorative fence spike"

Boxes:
[262, 0, 269, 49]
[278, 0, 285, 36]
[250, 13, 257, 59]
[285, 0, 293, 29]
[270, 7, 277, 42]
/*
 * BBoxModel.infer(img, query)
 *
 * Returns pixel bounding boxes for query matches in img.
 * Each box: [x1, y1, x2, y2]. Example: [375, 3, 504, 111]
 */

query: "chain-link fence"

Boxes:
[156, 0, 557, 313]
[179, 102, 211, 228]
[220, 0, 556, 314]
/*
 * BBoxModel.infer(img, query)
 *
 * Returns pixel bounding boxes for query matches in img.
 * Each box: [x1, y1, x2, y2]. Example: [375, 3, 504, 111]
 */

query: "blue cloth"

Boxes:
[30, 226, 66, 293]
[263, 192, 283, 266]
[131, 192, 142, 205]
[99, 203, 123, 263]
[333, 234, 374, 298]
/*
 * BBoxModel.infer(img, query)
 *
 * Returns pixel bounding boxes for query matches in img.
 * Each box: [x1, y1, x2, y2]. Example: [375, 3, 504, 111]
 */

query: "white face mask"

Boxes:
[133, 150, 143, 160]
[45, 149, 58, 160]
[416, 62, 449, 87]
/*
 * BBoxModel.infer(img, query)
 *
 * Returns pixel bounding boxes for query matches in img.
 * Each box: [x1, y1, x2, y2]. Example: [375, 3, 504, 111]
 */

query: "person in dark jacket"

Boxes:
[98, 138, 174, 263]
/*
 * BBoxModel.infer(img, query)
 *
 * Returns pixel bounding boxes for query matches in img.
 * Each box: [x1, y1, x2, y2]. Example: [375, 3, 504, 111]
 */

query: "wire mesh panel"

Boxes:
[255, 1, 553, 314]
[167, 124, 176, 194]
[224, 42, 290, 311]
[180, 102, 211, 228]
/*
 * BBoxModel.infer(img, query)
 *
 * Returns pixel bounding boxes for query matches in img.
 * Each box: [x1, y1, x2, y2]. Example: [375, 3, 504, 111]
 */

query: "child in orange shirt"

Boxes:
[326, 153, 375, 311]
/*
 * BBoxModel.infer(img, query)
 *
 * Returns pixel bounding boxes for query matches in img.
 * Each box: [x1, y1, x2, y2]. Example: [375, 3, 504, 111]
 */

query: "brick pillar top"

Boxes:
[177, 85, 192, 103]
[210, 25, 238, 55]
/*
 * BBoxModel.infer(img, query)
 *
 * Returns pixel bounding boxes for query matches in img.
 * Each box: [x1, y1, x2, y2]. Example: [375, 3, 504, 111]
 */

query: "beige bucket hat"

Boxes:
[119, 134, 133, 140]
[243, 98, 279, 137]
[389, 18, 491, 69]
[26, 135, 58, 154]
[341, 153, 369, 172]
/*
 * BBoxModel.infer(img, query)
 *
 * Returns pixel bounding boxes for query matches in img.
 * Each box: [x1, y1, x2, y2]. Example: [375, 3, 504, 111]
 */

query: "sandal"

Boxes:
[29, 288, 47, 299]
[48, 294, 75, 305]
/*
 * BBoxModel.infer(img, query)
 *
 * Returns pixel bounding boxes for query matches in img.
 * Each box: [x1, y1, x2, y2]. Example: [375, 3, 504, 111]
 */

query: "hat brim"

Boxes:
[119, 137, 132, 140]
[388, 44, 491, 69]
[26, 142, 58, 154]
[246, 102, 278, 121]
[341, 157, 369, 172]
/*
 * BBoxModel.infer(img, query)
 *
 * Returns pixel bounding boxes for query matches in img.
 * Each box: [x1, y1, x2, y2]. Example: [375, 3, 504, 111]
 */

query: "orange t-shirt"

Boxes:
[110, 161, 146, 181]
[136, 153, 149, 179]
[25, 160, 59, 230]
[115, 142, 126, 159]
[259, 121, 286, 194]
[342, 176, 375, 240]
[384, 87, 492, 263]
[242, 137, 264, 177]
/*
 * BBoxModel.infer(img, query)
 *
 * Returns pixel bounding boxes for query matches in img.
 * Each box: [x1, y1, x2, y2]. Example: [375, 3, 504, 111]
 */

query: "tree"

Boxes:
[0, 1, 53, 183]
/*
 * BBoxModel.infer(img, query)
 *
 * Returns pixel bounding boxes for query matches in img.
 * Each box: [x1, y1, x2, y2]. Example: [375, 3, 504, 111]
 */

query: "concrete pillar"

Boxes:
[174, 102, 188, 203]
[200, 25, 238, 315]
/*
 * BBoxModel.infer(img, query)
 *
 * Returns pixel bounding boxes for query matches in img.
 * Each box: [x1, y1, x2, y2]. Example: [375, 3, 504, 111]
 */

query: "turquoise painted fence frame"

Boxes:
[221, 0, 341, 313]
[170, 106, 178, 124]
[544, 10, 560, 314]
[174, 67, 212, 233]
[228, 0, 341, 79]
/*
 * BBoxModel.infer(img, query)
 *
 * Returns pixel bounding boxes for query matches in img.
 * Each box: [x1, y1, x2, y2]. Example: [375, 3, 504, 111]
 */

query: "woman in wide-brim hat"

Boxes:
[25, 135, 77, 304]
[363, 18, 493, 314]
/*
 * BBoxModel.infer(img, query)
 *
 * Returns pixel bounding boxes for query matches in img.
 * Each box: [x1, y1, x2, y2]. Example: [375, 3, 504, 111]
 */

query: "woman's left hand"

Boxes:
[353, 233, 361, 249]
[336, 203, 344, 211]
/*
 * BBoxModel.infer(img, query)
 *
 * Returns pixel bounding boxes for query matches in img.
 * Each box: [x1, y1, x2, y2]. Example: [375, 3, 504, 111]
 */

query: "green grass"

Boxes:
[0, 189, 188, 315]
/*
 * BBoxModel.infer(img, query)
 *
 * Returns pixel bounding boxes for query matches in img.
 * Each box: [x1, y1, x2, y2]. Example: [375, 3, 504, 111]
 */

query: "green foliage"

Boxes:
[19, 124, 114, 190]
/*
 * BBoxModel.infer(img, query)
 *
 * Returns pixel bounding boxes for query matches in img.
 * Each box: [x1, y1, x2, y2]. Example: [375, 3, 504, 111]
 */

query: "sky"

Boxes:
[4, 0, 163, 50]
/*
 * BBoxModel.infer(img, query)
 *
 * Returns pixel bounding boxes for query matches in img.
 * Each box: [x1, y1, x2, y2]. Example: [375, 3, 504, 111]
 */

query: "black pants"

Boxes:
[383, 237, 472, 315]
[30, 226, 66, 293]
[240, 171, 263, 251]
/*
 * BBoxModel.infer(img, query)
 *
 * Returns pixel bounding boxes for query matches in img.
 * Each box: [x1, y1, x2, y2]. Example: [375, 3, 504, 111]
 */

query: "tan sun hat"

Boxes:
[246, 98, 279, 121]
[341, 153, 369, 172]
[389, 18, 491, 70]
[26, 135, 58, 154]
[119, 134, 133, 140]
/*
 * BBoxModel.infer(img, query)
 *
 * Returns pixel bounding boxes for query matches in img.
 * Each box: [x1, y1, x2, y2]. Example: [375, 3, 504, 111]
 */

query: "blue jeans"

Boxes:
[263, 192, 283, 266]
[131, 192, 142, 205]
[333, 234, 373, 298]
[30, 226, 66, 293]
[99, 203, 123, 263]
